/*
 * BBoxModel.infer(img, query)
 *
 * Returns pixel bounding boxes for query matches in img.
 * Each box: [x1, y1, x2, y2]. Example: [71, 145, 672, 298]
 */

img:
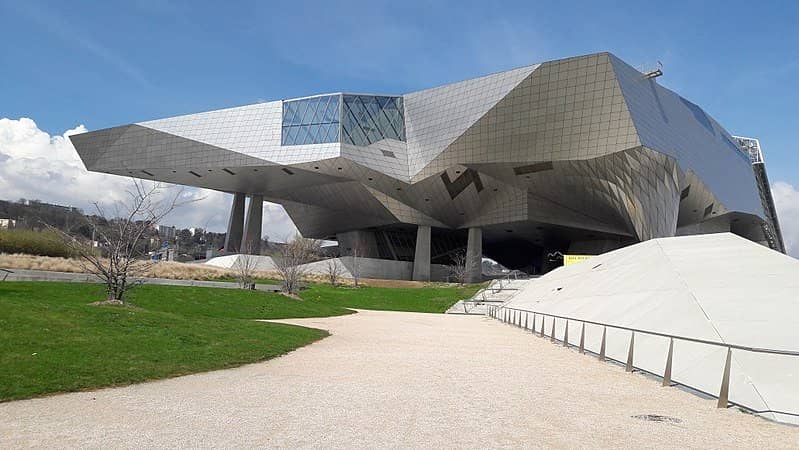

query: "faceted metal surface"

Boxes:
[70, 52, 780, 269]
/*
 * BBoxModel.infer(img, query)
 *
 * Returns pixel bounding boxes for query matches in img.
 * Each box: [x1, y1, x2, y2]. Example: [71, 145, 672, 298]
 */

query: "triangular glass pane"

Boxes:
[312, 97, 324, 123]
[295, 101, 309, 125]
[304, 97, 319, 124]
[285, 126, 299, 145]
[313, 96, 329, 124]
[325, 96, 340, 123]
[296, 125, 309, 145]
[283, 102, 297, 126]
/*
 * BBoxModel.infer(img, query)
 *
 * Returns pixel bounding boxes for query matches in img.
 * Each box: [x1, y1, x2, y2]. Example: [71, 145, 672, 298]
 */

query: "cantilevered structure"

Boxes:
[70, 52, 784, 281]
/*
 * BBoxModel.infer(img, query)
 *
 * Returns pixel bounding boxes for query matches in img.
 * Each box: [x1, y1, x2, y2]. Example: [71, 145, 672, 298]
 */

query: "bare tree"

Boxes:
[325, 257, 344, 286]
[274, 234, 320, 295]
[446, 249, 468, 285]
[233, 243, 259, 289]
[52, 180, 194, 304]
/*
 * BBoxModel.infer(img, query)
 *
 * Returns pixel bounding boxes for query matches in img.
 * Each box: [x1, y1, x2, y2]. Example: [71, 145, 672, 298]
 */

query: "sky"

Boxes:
[1, 0, 798, 252]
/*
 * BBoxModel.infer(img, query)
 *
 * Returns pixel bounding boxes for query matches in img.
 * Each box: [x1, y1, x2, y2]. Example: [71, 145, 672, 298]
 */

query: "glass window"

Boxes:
[281, 95, 340, 145]
[341, 95, 405, 146]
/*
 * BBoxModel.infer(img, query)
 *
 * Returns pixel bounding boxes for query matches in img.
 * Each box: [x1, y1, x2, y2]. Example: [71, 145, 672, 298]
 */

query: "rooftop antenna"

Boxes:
[639, 60, 663, 79]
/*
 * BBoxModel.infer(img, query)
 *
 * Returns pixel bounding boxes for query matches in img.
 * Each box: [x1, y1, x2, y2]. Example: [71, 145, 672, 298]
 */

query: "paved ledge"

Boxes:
[0, 268, 281, 292]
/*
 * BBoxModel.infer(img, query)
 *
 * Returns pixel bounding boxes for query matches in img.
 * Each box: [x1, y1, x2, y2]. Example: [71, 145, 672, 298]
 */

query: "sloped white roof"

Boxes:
[504, 233, 799, 424]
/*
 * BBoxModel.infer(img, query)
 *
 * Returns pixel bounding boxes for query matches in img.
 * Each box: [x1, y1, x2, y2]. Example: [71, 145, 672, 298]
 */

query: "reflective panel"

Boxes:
[342, 95, 405, 146]
[281, 95, 340, 145]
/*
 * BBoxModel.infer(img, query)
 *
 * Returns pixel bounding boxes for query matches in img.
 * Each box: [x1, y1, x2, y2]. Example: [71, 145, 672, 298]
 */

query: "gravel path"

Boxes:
[1, 310, 797, 448]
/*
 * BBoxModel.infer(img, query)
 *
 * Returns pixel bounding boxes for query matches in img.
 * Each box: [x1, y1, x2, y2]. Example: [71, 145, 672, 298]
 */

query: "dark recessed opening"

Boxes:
[424, 198, 430, 202]
[525, 175, 531, 179]
[505, 229, 513, 233]
[127, 171, 133, 174]
[282, 168, 294, 175]
[171, 170, 176, 173]
[587, 234, 596, 238]
[493, 188, 498, 192]
[536, 226, 543, 230]
[253, 169, 258, 172]
[141, 170, 154, 177]
[396, 187, 402, 191]
[207, 169, 212, 172]
[455, 170, 461, 174]
[188, 170, 202, 178]
[337, 167, 343, 170]
[459, 212, 465, 216]
[313, 166, 319, 169]
[368, 177, 374, 181]
[222, 168, 235, 175]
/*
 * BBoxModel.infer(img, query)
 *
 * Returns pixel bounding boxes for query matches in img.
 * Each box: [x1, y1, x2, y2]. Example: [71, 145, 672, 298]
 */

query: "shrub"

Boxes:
[0, 229, 77, 258]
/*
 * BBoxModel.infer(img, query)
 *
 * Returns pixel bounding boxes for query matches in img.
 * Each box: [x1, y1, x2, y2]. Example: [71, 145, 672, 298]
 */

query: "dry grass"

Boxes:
[0, 253, 242, 281]
[0, 253, 465, 288]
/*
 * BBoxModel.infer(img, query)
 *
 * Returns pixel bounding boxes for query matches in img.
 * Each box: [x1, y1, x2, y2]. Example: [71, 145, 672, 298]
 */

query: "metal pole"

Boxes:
[599, 327, 607, 361]
[539, 315, 546, 338]
[579, 322, 585, 354]
[717, 347, 732, 408]
[550, 318, 557, 343]
[626, 331, 635, 372]
[524, 312, 529, 331]
[532, 313, 536, 334]
[662, 338, 674, 387]
[563, 320, 569, 347]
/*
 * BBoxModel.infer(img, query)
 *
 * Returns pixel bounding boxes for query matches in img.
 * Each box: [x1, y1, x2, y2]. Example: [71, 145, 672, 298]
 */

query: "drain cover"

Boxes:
[632, 414, 682, 424]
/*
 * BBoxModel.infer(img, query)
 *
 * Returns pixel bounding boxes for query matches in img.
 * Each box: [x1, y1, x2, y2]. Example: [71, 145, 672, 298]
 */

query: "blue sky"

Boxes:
[1, 0, 799, 249]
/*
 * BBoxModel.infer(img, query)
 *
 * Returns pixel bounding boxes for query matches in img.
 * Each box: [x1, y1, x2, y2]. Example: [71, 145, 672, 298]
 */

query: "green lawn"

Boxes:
[0, 280, 477, 401]
[302, 283, 481, 313]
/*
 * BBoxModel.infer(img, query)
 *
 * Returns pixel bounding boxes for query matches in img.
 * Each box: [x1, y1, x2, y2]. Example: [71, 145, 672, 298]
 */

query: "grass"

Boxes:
[0, 280, 478, 401]
[302, 283, 482, 313]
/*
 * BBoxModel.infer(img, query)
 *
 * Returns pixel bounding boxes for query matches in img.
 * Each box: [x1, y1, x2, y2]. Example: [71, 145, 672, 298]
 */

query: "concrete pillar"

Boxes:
[412, 225, 431, 281]
[241, 194, 263, 254]
[223, 192, 246, 253]
[465, 227, 482, 283]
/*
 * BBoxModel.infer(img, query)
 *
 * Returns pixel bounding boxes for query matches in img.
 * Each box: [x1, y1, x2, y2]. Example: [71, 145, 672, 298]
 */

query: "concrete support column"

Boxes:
[223, 192, 246, 253]
[465, 227, 482, 283]
[241, 194, 263, 254]
[412, 225, 431, 281]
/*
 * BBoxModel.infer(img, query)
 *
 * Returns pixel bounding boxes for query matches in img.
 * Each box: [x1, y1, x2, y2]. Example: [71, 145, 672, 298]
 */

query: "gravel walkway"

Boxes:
[1, 310, 797, 448]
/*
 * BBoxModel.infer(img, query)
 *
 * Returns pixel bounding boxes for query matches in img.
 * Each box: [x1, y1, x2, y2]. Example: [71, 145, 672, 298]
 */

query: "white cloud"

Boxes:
[0, 117, 297, 241]
[772, 181, 799, 257]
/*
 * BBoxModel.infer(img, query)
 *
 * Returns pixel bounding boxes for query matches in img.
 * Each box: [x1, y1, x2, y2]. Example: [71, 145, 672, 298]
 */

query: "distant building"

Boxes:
[158, 225, 176, 243]
[0, 218, 16, 229]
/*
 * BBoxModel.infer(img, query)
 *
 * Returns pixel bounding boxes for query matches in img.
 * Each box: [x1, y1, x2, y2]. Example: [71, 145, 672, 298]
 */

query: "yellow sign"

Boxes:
[564, 254, 592, 266]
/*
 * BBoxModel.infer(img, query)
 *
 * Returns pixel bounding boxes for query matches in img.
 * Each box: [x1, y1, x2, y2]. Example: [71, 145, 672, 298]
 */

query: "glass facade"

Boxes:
[342, 95, 405, 146]
[281, 94, 405, 146]
[281, 95, 340, 145]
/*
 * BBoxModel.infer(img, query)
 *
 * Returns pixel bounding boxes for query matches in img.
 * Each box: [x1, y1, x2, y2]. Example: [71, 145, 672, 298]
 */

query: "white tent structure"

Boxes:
[499, 233, 799, 424]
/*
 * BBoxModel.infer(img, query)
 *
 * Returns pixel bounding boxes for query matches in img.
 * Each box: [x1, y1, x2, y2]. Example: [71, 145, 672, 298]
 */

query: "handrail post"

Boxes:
[625, 331, 635, 372]
[524, 312, 529, 331]
[539, 315, 546, 338]
[563, 320, 569, 347]
[579, 322, 585, 354]
[532, 313, 536, 334]
[599, 327, 607, 361]
[662, 338, 674, 387]
[718, 347, 732, 408]
[550, 318, 557, 343]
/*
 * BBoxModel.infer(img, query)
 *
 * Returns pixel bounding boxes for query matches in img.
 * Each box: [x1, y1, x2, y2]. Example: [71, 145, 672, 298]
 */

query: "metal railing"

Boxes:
[487, 305, 799, 411]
